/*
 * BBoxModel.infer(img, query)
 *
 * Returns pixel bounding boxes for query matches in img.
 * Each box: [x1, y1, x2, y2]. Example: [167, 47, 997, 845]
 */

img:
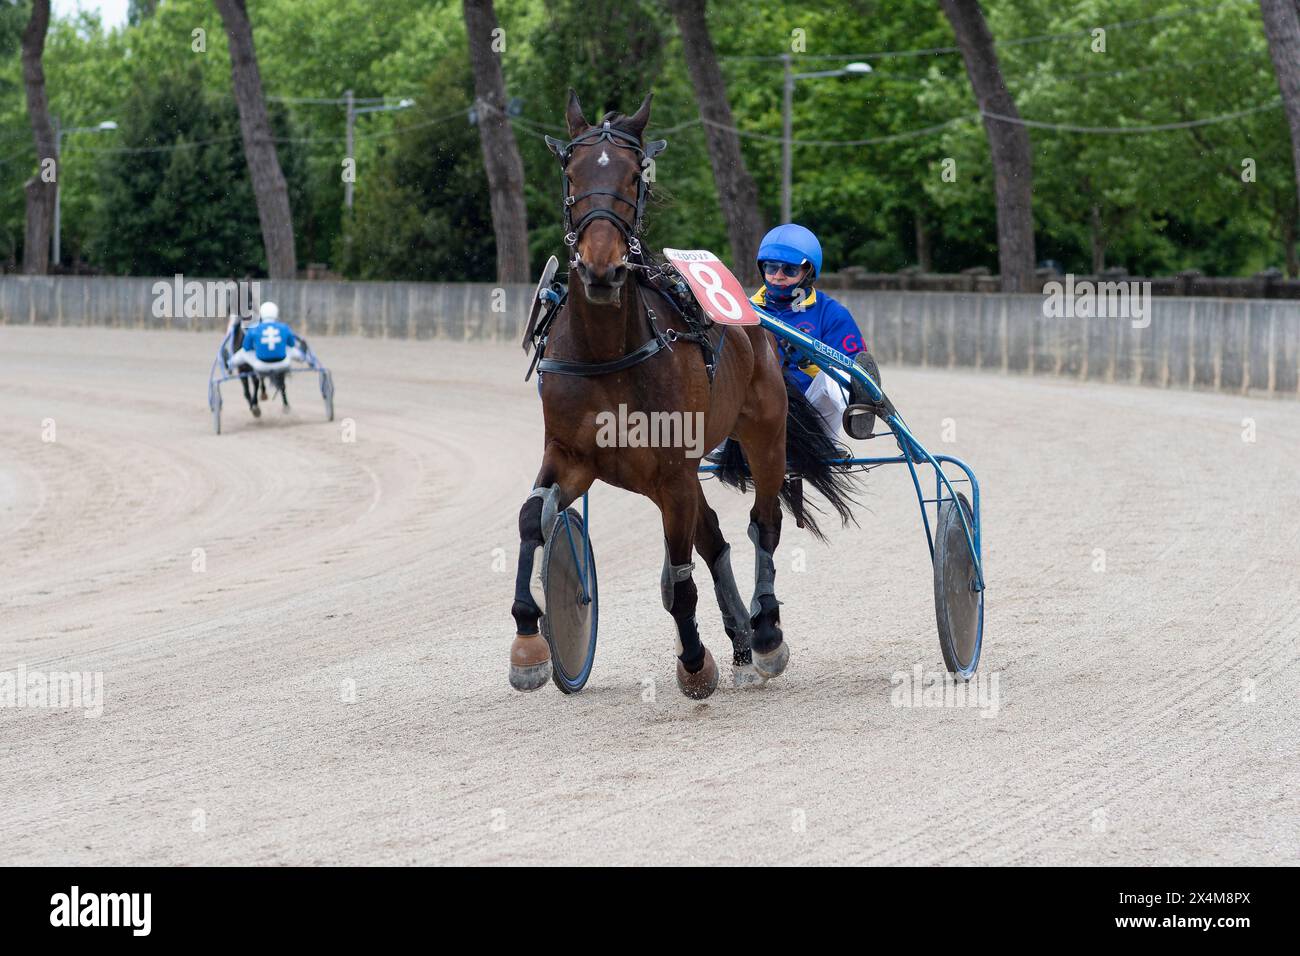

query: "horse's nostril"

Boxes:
[609, 264, 627, 285]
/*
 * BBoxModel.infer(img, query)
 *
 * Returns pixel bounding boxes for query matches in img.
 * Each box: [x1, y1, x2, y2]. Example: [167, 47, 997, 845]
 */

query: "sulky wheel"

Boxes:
[320, 370, 335, 422]
[209, 383, 222, 435]
[933, 492, 983, 680]
[539, 508, 599, 694]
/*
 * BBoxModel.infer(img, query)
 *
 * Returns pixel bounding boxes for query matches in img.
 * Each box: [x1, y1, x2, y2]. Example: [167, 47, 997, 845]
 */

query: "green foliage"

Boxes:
[0, 0, 1291, 278]
[88, 64, 262, 275]
[340, 55, 496, 280]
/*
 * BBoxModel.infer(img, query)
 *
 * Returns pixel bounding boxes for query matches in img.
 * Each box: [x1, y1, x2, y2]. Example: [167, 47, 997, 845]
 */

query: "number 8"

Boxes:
[688, 263, 742, 320]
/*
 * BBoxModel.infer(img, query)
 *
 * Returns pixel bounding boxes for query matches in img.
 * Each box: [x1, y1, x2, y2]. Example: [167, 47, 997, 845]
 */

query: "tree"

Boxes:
[665, 0, 765, 285]
[1261, 0, 1300, 268]
[940, 0, 1035, 291]
[128, 0, 160, 26]
[88, 66, 293, 276]
[341, 59, 496, 280]
[214, 0, 297, 278]
[463, 0, 530, 282]
[21, 0, 55, 275]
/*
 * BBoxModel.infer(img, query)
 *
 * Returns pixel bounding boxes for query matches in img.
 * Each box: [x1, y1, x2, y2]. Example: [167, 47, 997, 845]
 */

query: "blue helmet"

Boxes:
[757, 223, 823, 279]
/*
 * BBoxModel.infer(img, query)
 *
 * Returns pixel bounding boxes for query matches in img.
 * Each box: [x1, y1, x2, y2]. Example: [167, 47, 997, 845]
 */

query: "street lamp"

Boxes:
[780, 58, 872, 223]
[344, 92, 415, 210]
[52, 117, 118, 266]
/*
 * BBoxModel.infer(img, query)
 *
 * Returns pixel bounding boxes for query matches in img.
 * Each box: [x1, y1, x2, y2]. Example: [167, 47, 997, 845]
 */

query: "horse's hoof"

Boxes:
[752, 641, 789, 680]
[732, 662, 766, 687]
[508, 633, 551, 692]
[251, 406, 261, 418]
[676, 647, 719, 700]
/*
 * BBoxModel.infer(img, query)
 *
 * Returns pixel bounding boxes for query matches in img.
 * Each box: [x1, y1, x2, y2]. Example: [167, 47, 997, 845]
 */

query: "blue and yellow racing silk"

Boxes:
[750, 285, 866, 392]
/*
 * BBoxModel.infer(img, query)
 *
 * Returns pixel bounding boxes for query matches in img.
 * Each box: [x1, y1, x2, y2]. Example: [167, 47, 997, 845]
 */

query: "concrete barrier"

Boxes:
[2, 275, 1298, 398]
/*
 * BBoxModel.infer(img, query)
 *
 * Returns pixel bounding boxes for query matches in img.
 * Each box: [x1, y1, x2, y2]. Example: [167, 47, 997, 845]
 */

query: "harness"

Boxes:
[545, 122, 665, 255]
[526, 122, 722, 386]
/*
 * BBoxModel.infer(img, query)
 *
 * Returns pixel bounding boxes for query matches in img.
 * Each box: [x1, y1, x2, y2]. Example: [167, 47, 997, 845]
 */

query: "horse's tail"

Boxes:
[711, 377, 860, 543]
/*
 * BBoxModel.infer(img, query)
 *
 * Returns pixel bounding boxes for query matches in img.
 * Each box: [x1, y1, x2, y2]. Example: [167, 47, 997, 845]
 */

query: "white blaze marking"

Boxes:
[598, 149, 610, 166]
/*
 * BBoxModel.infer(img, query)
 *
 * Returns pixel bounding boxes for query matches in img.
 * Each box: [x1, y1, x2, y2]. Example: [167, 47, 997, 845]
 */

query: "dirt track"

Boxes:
[1, 326, 1296, 866]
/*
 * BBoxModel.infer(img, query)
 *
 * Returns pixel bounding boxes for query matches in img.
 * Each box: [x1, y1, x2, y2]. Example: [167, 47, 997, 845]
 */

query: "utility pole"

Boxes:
[52, 115, 117, 267]
[781, 55, 793, 225]
[51, 114, 59, 266]
[780, 60, 871, 224]
[344, 89, 354, 210]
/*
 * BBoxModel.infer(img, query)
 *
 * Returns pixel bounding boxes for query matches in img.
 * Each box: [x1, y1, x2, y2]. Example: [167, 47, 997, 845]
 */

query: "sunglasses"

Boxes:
[762, 261, 806, 278]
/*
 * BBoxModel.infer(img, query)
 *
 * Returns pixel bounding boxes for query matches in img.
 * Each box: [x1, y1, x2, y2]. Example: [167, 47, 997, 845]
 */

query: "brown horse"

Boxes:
[510, 90, 855, 699]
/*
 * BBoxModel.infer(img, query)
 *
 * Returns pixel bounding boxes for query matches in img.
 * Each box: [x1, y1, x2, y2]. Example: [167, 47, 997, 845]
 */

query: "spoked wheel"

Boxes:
[320, 369, 335, 422]
[933, 492, 983, 680]
[209, 382, 222, 435]
[539, 508, 598, 694]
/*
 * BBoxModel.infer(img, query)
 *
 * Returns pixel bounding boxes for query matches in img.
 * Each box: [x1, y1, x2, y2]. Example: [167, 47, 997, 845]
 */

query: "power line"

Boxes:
[718, 1, 1253, 62]
[513, 97, 1279, 150]
[267, 95, 407, 105]
[68, 108, 468, 154]
[697, 114, 975, 146]
[981, 99, 1282, 134]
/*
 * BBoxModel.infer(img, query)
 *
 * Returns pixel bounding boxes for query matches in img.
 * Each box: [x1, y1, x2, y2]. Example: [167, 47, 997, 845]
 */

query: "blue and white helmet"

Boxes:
[757, 223, 823, 279]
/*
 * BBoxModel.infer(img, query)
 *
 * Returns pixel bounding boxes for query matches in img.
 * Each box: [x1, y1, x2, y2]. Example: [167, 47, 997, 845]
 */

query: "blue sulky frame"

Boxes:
[726, 303, 986, 591]
[547, 302, 984, 677]
[207, 329, 335, 435]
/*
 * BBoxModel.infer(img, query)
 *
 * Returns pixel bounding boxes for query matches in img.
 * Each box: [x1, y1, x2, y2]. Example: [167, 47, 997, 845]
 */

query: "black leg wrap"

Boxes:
[511, 496, 545, 636]
[748, 521, 783, 655]
[671, 575, 705, 672]
[709, 544, 753, 665]
[751, 593, 784, 655]
[747, 521, 778, 617]
[661, 541, 696, 612]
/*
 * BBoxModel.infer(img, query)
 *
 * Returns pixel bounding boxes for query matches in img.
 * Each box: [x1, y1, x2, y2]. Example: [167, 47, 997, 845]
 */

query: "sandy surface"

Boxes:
[0, 326, 1296, 866]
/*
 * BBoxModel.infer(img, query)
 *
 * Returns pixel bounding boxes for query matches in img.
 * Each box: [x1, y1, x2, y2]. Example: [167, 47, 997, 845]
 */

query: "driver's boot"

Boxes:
[842, 350, 885, 440]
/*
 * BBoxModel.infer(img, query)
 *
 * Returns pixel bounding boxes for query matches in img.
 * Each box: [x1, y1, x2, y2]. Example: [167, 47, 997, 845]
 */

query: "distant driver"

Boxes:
[227, 301, 307, 371]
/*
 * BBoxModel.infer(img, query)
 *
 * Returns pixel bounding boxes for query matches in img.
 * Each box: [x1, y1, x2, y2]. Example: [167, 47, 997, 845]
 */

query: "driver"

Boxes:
[751, 223, 883, 440]
[228, 301, 307, 371]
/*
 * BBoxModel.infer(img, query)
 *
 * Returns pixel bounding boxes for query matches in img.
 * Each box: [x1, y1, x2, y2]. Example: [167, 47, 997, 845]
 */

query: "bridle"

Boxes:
[545, 122, 667, 258]
[530, 120, 720, 383]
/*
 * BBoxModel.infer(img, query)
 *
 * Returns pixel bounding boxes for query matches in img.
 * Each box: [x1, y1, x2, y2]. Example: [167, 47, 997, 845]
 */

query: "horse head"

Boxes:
[546, 89, 665, 306]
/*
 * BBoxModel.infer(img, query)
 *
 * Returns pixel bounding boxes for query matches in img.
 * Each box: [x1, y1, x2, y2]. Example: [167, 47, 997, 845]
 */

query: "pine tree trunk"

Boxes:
[21, 0, 55, 276]
[915, 211, 932, 272]
[1090, 204, 1105, 274]
[940, 0, 1036, 292]
[215, 0, 297, 279]
[1261, 0, 1300, 263]
[1284, 205, 1298, 278]
[463, 0, 531, 284]
[666, 0, 766, 287]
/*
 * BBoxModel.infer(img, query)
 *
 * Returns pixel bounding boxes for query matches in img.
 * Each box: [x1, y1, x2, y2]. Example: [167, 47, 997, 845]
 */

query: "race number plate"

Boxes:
[662, 249, 761, 326]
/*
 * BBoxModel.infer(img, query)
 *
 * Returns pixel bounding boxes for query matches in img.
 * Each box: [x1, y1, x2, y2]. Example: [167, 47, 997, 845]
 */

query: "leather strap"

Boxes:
[536, 334, 668, 377]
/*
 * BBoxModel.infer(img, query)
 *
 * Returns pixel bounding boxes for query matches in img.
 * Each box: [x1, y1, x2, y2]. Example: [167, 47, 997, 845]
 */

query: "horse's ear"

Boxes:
[565, 88, 588, 138]
[644, 139, 667, 159]
[625, 91, 653, 139]
[544, 135, 567, 162]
